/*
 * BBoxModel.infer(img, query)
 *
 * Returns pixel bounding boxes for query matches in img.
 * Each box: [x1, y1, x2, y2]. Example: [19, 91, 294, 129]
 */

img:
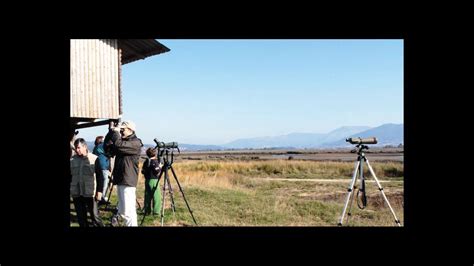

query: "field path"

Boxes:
[253, 178, 403, 183]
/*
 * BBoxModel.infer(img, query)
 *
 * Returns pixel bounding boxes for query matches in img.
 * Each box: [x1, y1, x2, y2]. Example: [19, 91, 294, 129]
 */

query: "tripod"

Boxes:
[140, 148, 197, 226]
[338, 144, 402, 226]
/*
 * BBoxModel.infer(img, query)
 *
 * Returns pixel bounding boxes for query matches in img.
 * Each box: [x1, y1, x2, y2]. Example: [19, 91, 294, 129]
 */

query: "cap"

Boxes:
[118, 120, 136, 131]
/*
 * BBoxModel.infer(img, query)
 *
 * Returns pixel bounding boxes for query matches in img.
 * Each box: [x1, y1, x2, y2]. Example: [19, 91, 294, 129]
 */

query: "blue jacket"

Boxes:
[93, 143, 110, 170]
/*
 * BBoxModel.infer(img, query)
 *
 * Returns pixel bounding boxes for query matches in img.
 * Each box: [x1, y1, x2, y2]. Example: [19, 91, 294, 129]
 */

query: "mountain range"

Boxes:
[222, 126, 373, 149]
[219, 123, 402, 149]
[85, 123, 403, 151]
[319, 123, 404, 148]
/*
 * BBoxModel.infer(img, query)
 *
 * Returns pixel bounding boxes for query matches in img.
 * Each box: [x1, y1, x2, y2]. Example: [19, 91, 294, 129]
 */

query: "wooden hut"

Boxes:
[70, 39, 169, 132]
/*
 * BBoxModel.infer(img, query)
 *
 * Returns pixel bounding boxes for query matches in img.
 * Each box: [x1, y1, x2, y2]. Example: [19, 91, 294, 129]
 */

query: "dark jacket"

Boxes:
[141, 158, 162, 179]
[104, 129, 143, 187]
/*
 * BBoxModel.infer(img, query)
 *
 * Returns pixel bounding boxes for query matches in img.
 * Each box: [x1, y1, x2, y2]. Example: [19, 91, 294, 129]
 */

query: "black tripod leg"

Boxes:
[357, 158, 367, 209]
[139, 202, 147, 226]
[170, 166, 198, 225]
[136, 199, 142, 211]
[161, 168, 168, 226]
[165, 170, 176, 213]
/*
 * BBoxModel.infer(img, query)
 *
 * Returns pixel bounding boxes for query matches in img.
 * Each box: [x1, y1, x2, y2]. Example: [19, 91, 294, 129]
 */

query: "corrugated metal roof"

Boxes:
[118, 39, 170, 64]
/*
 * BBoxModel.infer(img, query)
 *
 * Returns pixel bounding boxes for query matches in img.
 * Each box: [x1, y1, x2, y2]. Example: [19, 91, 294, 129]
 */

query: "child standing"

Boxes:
[142, 147, 163, 215]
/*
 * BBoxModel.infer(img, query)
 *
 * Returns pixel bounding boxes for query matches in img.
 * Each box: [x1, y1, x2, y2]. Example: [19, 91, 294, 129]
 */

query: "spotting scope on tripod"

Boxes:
[140, 138, 198, 226]
[338, 137, 402, 227]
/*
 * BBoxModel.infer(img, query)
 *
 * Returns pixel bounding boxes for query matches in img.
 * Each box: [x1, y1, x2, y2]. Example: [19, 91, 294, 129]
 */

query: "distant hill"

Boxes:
[222, 132, 326, 149]
[351, 123, 403, 145]
[320, 126, 372, 143]
[83, 123, 402, 151]
[222, 126, 373, 149]
[321, 123, 404, 148]
[178, 144, 225, 151]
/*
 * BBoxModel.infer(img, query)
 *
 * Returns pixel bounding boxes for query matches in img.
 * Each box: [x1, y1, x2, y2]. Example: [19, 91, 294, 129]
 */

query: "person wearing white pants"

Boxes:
[104, 120, 143, 227]
[117, 185, 137, 226]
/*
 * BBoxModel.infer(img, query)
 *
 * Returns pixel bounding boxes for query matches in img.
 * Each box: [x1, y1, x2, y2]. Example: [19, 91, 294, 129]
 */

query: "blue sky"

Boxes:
[77, 39, 403, 145]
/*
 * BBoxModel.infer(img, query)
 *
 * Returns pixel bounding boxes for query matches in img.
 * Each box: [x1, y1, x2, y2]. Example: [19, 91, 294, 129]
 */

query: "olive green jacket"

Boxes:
[70, 153, 98, 197]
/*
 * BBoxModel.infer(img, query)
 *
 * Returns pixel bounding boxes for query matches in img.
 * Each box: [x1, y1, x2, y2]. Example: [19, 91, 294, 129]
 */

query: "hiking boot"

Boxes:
[111, 215, 119, 227]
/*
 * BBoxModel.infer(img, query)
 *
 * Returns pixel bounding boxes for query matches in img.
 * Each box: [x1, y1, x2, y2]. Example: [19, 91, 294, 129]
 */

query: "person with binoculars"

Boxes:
[104, 120, 143, 226]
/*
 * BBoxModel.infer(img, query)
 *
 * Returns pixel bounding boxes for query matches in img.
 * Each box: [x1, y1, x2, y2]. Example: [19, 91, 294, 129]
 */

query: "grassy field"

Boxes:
[179, 148, 404, 162]
[70, 159, 403, 227]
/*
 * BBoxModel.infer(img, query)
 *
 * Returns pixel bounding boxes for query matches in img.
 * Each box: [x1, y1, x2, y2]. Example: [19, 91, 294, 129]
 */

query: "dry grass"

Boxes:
[163, 160, 403, 189]
[80, 159, 404, 227]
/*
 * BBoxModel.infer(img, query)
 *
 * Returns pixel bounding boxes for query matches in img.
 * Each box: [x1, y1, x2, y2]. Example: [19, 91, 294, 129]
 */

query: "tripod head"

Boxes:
[350, 143, 370, 155]
[153, 138, 180, 166]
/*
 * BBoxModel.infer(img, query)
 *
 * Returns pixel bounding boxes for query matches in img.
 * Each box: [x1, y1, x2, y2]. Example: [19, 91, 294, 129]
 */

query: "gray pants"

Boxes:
[101, 169, 111, 196]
